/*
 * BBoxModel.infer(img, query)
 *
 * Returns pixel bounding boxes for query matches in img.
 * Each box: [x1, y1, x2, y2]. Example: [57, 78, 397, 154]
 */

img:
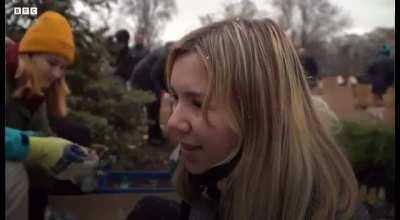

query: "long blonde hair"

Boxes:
[166, 18, 358, 220]
[12, 54, 70, 117]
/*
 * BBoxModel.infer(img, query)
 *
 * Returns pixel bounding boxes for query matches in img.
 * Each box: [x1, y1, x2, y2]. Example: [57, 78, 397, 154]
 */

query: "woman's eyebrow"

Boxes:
[170, 86, 205, 99]
[184, 91, 205, 99]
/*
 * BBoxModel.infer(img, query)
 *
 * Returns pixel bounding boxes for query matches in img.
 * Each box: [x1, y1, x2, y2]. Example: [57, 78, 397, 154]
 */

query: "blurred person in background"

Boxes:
[298, 47, 320, 89]
[129, 42, 175, 146]
[113, 29, 149, 85]
[365, 44, 394, 104]
[129, 31, 149, 74]
[113, 29, 132, 81]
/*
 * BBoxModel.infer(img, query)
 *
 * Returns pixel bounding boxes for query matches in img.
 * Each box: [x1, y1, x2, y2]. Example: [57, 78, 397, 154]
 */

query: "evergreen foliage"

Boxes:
[6, 0, 157, 170]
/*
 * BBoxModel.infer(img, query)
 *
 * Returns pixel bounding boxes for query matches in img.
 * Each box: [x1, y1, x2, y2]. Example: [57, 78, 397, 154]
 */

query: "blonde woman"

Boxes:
[6, 11, 73, 135]
[162, 18, 359, 220]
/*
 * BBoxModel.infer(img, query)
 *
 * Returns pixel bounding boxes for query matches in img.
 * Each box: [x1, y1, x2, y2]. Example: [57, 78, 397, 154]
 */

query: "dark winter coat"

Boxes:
[5, 39, 53, 136]
[366, 56, 394, 96]
[129, 46, 169, 97]
[114, 44, 149, 81]
[179, 149, 354, 220]
[300, 55, 319, 79]
[182, 196, 347, 220]
[6, 39, 58, 189]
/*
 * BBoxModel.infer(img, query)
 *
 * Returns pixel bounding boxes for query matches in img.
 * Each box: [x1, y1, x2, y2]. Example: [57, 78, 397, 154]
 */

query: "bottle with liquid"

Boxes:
[120, 176, 130, 189]
[377, 187, 386, 203]
[359, 184, 368, 203]
[367, 187, 377, 206]
[372, 187, 388, 219]
[78, 174, 98, 193]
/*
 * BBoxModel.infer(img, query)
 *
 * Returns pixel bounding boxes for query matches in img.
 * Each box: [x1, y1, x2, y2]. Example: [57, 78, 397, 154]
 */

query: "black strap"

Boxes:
[180, 201, 191, 220]
[189, 147, 243, 200]
[180, 147, 243, 219]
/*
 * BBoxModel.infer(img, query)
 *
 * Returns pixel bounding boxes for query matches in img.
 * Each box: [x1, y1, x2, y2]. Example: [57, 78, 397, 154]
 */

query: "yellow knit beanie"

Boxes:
[19, 11, 75, 64]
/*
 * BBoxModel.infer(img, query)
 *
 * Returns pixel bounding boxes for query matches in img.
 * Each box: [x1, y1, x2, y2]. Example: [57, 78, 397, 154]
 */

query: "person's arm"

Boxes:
[6, 126, 76, 168]
[306, 56, 319, 78]
[5, 127, 31, 161]
[129, 53, 153, 89]
[366, 59, 377, 77]
[114, 48, 131, 80]
[36, 102, 56, 136]
[150, 56, 167, 97]
[6, 126, 99, 182]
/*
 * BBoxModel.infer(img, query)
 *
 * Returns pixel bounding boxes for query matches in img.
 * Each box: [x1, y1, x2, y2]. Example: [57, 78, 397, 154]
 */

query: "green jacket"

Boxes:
[6, 70, 53, 136]
[6, 66, 56, 189]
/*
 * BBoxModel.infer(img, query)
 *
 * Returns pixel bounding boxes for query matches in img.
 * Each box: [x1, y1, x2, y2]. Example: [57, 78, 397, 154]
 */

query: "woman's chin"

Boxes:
[40, 82, 52, 90]
[184, 159, 208, 174]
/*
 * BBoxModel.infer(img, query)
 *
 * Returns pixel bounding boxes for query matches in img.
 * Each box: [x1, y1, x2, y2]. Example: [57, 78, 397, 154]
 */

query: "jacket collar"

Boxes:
[188, 147, 243, 200]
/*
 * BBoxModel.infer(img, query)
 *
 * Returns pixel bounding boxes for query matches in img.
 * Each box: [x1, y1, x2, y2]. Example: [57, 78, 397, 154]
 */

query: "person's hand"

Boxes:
[27, 137, 99, 181]
[50, 144, 99, 182]
[366, 107, 385, 120]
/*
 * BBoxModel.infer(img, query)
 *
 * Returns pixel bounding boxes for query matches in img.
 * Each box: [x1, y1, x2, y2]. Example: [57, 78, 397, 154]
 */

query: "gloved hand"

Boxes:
[50, 145, 99, 183]
[27, 136, 74, 169]
[27, 136, 99, 182]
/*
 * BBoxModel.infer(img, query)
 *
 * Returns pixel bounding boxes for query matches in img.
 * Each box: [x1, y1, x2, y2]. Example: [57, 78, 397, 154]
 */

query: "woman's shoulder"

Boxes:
[185, 197, 219, 220]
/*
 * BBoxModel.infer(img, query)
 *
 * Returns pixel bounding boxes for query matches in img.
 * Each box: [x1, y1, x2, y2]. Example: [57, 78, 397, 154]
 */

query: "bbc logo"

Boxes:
[14, 7, 38, 15]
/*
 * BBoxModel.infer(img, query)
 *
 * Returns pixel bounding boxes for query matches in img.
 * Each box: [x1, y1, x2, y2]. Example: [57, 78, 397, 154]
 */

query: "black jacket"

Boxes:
[300, 55, 319, 79]
[129, 46, 169, 97]
[114, 44, 149, 81]
[366, 56, 394, 96]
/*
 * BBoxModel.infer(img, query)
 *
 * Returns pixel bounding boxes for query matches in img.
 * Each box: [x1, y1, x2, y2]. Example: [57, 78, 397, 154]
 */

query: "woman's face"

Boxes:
[167, 53, 237, 174]
[32, 54, 68, 89]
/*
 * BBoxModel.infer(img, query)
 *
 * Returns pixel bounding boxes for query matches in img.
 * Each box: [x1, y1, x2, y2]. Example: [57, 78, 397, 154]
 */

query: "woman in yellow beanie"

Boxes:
[6, 10, 75, 127]
[5, 11, 95, 220]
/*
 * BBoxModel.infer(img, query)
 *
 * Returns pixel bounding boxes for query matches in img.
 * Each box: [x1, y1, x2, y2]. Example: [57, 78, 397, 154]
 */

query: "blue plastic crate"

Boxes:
[96, 170, 175, 194]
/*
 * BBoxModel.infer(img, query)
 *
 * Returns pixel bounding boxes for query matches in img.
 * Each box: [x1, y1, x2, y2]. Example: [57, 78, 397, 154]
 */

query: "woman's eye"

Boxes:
[47, 60, 57, 66]
[171, 94, 178, 101]
[192, 100, 202, 108]
[170, 94, 178, 104]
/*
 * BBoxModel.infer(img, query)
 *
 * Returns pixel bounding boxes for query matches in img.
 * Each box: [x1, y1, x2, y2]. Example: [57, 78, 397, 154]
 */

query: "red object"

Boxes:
[160, 90, 168, 97]
[6, 39, 19, 76]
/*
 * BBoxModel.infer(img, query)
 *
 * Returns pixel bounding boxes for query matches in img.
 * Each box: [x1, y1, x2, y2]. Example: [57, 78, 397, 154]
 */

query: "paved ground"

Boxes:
[48, 192, 179, 220]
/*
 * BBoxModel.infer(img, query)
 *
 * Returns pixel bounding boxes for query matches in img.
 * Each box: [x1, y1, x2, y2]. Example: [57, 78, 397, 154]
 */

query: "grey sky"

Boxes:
[334, 0, 395, 33]
[162, 0, 395, 42]
[76, 0, 395, 43]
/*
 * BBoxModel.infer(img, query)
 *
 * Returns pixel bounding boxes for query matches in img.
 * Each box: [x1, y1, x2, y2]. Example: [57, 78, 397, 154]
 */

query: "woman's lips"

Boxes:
[180, 143, 201, 151]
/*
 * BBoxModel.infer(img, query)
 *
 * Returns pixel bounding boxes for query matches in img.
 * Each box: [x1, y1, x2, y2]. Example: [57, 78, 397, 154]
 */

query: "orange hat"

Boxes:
[19, 11, 75, 64]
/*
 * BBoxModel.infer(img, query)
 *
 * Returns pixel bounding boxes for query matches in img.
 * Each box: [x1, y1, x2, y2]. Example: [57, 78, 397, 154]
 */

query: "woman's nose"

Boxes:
[167, 103, 190, 135]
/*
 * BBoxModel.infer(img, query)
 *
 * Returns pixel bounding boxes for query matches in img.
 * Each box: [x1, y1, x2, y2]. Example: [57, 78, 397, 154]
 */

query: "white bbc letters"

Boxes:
[13, 7, 38, 15]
